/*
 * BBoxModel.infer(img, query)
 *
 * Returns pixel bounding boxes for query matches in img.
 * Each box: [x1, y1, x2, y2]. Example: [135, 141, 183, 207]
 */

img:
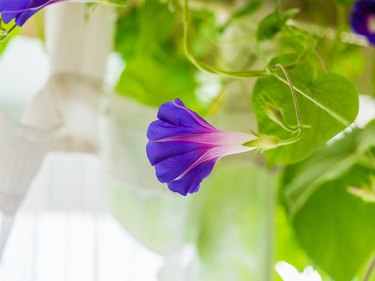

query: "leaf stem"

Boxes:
[273, 74, 350, 127]
[182, 0, 268, 79]
[272, 64, 302, 130]
[364, 255, 375, 281]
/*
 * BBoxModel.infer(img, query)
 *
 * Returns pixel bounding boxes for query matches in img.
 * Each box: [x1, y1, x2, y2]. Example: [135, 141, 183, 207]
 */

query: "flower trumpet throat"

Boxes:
[146, 98, 256, 196]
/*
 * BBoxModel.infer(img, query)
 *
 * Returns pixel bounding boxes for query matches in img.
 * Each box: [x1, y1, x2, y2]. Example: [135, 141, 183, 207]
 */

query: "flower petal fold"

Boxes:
[157, 99, 215, 132]
[146, 98, 254, 196]
[167, 159, 217, 196]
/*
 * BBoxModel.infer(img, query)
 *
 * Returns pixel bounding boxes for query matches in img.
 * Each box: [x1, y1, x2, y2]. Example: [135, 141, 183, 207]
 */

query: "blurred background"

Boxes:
[0, 0, 374, 281]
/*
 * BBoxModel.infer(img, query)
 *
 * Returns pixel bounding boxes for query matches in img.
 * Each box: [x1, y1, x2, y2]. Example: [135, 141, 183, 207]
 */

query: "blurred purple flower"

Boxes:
[351, 0, 375, 45]
[146, 98, 255, 196]
[0, 0, 85, 26]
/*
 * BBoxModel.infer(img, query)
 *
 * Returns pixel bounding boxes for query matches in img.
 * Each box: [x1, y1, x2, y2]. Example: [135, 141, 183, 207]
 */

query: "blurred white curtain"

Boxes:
[0, 112, 56, 258]
[0, 2, 115, 260]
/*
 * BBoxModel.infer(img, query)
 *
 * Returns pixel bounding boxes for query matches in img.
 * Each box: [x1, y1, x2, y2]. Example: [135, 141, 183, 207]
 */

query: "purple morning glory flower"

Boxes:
[146, 99, 255, 196]
[0, 0, 86, 26]
[351, 0, 375, 45]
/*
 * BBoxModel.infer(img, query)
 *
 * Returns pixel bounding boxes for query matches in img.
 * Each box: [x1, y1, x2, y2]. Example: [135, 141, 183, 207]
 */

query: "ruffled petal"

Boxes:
[157, 99, 216, 132]
[0, 0, 28, 12]
[167, 159, 218, 196]
[147, 119, 209, 141]
[153, 146, 210, 183]
[0, 0, 65, 26]
[15, 10, 39, 25]
[146, 99, 255, 195]
[146, 141, 209, 166]
[15, 0, 61, 26]
[0, 0, 28, 23]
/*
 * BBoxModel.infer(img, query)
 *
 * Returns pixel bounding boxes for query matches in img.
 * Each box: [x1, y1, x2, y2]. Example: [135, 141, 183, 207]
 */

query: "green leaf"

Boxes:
[292, 171, 375, 281]
[220, 0, 263, 32]
[252, 57, 359, 164]
[280, 123, 375, 281]
[115, 0, 202, 108]
[274, 204, 310, 275]
[115, 0, 176, 59]
[330, 46, 365, 82]
[256, 8, 299, 41]
[194, 162, 276, 281]
[282, 122, 375, 214]
[116, 55, 198, 107]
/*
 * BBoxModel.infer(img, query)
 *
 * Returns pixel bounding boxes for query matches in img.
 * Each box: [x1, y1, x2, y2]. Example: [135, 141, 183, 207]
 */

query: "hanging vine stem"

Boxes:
[364, 255, 375, 281]
[272, 64, 303, 131]
[182, 0, 349, 129]
[274, 75, 350, 127]
[243, 64, 304, 150]
[182, 0, 268, 79]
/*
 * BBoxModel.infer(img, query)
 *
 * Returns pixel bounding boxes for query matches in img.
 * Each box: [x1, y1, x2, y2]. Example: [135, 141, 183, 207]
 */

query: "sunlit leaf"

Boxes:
[194, 162, 276, 281]
[282, 122, 375, 213]
[280, 123, 375, 281]
[292, 171, 375, 281]
[252, 56, 359, 164]
[115, 0, 201, 108]
[256, 8, 299, 41]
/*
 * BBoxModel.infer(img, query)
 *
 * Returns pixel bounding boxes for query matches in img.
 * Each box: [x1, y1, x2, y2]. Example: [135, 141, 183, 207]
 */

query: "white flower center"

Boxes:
[368, 15, 375, 33]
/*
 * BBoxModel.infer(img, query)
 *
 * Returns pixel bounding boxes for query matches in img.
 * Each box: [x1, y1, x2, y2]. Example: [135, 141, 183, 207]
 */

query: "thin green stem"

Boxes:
[273, 74, 350, 127]
[7, 24, 16, 35]
[244, 64, 304, 150]
[182, 0, 267, 79]
[272, 64, 302, 130]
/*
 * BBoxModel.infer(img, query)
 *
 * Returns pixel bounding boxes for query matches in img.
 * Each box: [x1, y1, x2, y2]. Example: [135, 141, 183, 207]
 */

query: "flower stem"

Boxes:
[7, 24, 16, 35]
[364, 255, 375, 281]
[182, 0, 268, 79]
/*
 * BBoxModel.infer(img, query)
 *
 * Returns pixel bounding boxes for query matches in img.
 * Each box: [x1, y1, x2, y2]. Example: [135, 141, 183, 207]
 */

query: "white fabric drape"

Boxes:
[0, 3, 115, 258]
[0, 113, 56, 258]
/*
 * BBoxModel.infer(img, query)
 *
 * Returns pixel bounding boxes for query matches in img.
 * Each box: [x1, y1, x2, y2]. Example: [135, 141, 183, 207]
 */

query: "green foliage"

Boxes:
[252, 55, 359, 164]
[111, 1, 374, 280]
[293, 177, 375, 281]
[330, 45, 366, 82]
[115, 0, 201, 108]
[274, 204, 310, 281]
[256, 8, 299, 41]
[220, 0, 263, 32]
[280, 123, 375, 280]
[282, 122, 375, 214]
[194, 162, 276, 281]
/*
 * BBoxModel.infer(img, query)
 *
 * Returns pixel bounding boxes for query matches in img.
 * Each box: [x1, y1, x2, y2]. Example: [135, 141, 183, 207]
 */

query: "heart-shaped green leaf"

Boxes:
[280, 123, 375, 281]
[252, 59, 359, 164]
